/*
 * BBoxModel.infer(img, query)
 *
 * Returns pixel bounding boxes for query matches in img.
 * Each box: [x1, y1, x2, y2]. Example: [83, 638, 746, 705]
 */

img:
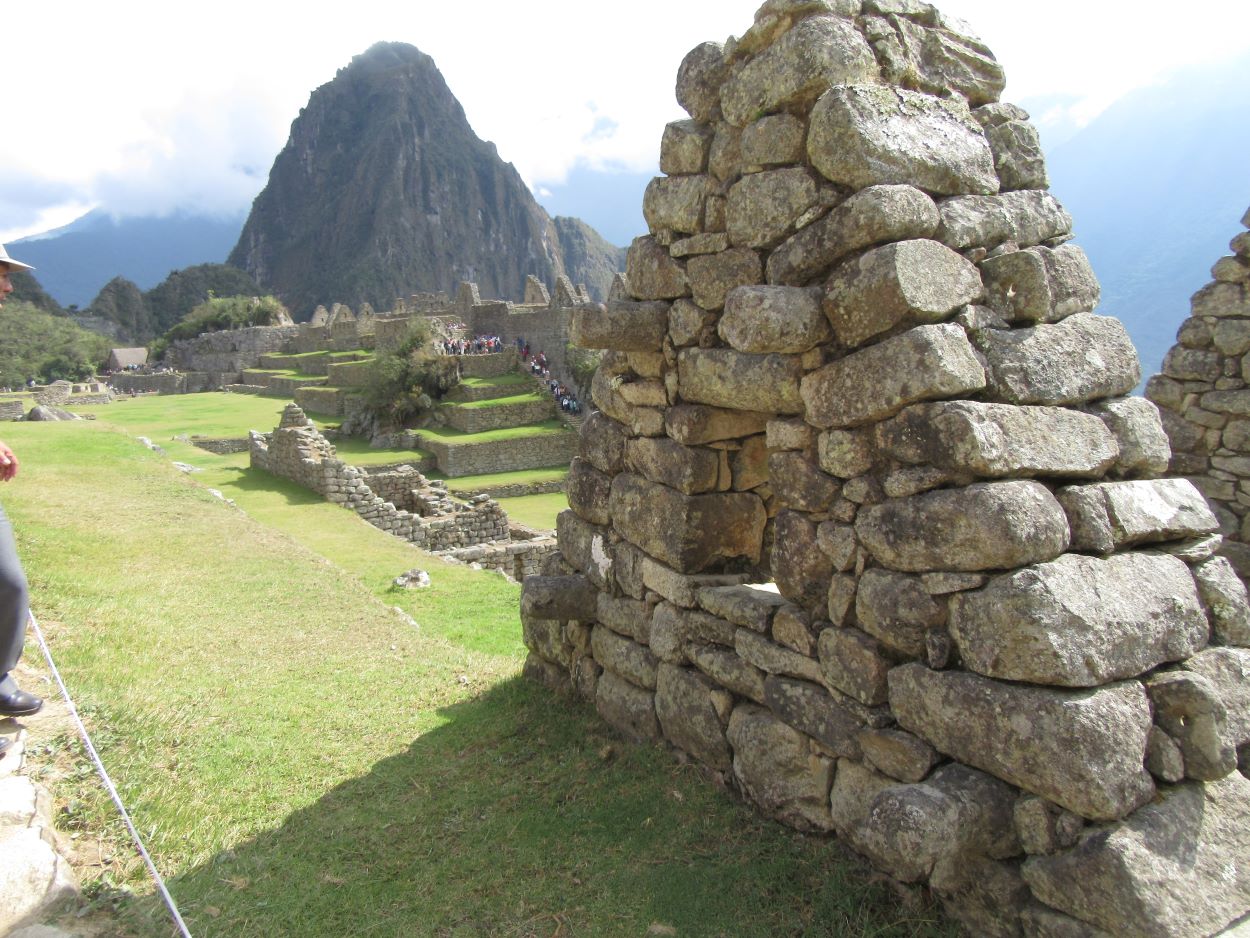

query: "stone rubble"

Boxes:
[519, 3, 1250, 935]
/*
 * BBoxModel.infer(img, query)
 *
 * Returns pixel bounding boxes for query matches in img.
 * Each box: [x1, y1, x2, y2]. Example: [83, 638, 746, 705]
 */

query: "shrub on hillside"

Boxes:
[360, 319, 458, 425]
[565, 344, 602, 395]
[0, 300, 110, 386]
[150, 295, 289, 360]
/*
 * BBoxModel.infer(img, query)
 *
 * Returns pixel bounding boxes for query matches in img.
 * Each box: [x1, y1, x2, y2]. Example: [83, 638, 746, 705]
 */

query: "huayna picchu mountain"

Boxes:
[229, 42, 625, 317]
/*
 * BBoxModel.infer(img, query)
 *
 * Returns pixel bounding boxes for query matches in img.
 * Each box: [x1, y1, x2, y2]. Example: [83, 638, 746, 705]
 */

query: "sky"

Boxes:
[4, 0, 1250, 244]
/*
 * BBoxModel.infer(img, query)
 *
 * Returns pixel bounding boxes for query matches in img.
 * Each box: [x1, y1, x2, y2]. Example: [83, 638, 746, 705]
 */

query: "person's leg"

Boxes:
[0, 501, 39, 714]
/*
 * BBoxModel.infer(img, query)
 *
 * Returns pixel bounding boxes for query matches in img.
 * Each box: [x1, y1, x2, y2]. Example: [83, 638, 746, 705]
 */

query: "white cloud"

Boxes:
[3, 0, 1249, 243]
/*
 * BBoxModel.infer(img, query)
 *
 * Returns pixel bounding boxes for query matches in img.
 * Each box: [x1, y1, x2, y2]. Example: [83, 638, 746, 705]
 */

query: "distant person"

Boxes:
[0, 245, 44, 717]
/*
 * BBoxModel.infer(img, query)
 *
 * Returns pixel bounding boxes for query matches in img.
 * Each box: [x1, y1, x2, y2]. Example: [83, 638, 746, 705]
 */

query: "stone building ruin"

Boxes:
[1148, 207, 1250, 580]
[519, 2, 1250, 935]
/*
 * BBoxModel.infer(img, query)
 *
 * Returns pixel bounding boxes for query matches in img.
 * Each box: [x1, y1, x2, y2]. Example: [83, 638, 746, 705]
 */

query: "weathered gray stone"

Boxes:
[980, 243, 1100, 325]
[571, 299, 670, 352]
[523, 652, 570, 692]
[773, 510, 836, 611]
[565, 458, 613, 526]
[522, 617, 572, 669]
[856, 480, 1070, 573]
[720, 16, 879, 127]
[660, 120, 713, 175]
[595, 670, 659, 743]
[667, 296, 717, 346]
[1193, 557, 1250, 647]
[1146, 725, 1187, 784]
[829, 757, 895, 837]
[596, 593, 653, 643]
[592, 624, 659, 691]
[677, 348, 803, 414]
[656, 663, 732, 770]
[802, 323, 987, 429]
[1022, 773, 1250, 937]
[520, 575, 598, 622]
[697, 584, 787, 633]
[727, 168, 819, 249]
[665, 404, 771, 445]
[1014, 795, 1084, 856]
[973, 314, 1139, 406]
[643, 174, 708, 235]
[764, 675, 863, 759]
[937, 190, 1073, 250]
[771, 604, 820, 655]
[950, 552, 1210, 687]
[818, 626, 894, 705]
[817, 429, 875, 478]
[808, 85, 998, 195]
[768, 184, 940, 286]
[738, 630, 824, 684]
[726, 704, 835, 831]
[740, 113, 807, 167]
[732, 435, 770, 492]
[689, 642, 767, 703]
[639, 555, 752, 609]
[676, 41, 729, 123]
[685, 247, 763, 311]
[1088, 397, 1171, 478]
[625, 437, 720, 495]
[1057, 479, 1219, 554]
[719, 285, 830, 353]
[1192, 281, 1250, 319]
[626, 236, 690, 300]
[1147, 670, 1237, 781]
[1019, 905, 1115, 938]
[877, 401, 1118, 479]
[1182, 647, 1250, 748]
[889, 663, 1156, 820]
[557, 509, 615, 591]
[608, 473, 766, 573]
[0, 826, 78, 935]
[823, 239, 984, 348]
[579, 412, 627, 474]
[855, 568, 942, 658]
[987, 119, 1048, 191]
[768, 451, 840, 511]
[871, 13, 1006, 107]
[1163, 345, 1222, 382]
[857, 726, 938, 782]
[931, 854, 1032, 938]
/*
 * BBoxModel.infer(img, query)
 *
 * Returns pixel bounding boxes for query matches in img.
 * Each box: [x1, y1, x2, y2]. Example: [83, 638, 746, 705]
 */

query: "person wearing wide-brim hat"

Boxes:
[0, 244, 44, 719]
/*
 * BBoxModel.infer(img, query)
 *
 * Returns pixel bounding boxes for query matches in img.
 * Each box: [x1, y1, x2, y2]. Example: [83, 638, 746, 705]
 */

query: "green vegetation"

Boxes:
[0, 299, 111, 386]
[9, 404, 951, 937]
[459, 373, 531, 390]
[443, 466, 568, 492]
[150, 295, 290, 360]
[418, 419, 572, 447]
[359, 319, 457, 424]
[566, 343, 603, 392]
[451, 390, 546, 410]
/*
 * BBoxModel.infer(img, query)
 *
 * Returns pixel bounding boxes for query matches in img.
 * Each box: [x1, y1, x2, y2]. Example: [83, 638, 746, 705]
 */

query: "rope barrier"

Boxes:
[26, 612, 193, 938]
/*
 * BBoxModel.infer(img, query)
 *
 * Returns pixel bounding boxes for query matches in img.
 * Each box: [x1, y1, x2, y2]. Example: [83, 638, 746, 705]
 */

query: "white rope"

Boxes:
[26, 612, 193, 938]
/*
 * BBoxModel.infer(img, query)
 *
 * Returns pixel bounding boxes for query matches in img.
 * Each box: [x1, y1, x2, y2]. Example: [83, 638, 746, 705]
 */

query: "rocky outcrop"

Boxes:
[229, 42, 622, 316]
[520, 3, 1250, 936]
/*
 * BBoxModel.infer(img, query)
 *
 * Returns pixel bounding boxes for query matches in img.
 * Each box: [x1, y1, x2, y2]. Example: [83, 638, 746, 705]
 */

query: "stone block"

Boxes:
[855, 480, 1070, 573]
[659, 119, 713, 175]
[1057, 479, 1219, 553]
[732, 434, 770, 491]
[571, 299, 670, 352]
[950, 552, 1210, 687]
[625, 236, 689, 300]
[1014, 796, 1084, 857]
[936, 190, 1073, 250]
[764, 675, 863, 759]
[697, 584, 787, 633]
[689, 642, 767, 703]
[889, 663, 1155, 821]
[855, 568, 942, 658]
[801, 323, 987, 429]
[823, 239, 984, 348]
[719, 285, 830, 353]
[596, 592, 653, 644]
[625, 437, 720, 495]
[675, 41, 728, 123]
[639, 555, 752, 609]
[876, 401, 1118, 478]
[685, 247, 763, 311]
[817, 428, 875, 478]
[1146, 670, 1237, 781]
[643, 174, 708, 235]
[565, 458, 613, 526]
[608, 473, 766, 573]
[522, 616, 572, 669]
[740, 113, 807, 167]
[520, 575, 598, 622]
[556, 509, 614, 591]
[727, 167, 819, 248]
[727, 703, 835, 832]
[720, 16, 878, 126]
[592, 624, 659, 691]
[1192, 281, 1250, 318]
[871, 13, 1006, 106]
[665, 404, 770, 445]
[578, 412, 627, 474]
[829, 757, 896, 837]
[857, 726, 938, 782]
[768, 452, 840, 511]
[808, 84, 998, 195]
[595, 670, 659, 743]
[1022, 773, 1250, 937]
[988, 119, 1048, 190]
[738, 630, 823, 684]
[773, 510, 836, 611]
[1088, 397, 1171, 478]
[677, 348, 804, 415]
[1182, 647, 1250, 749]
[767, 183, 940, 286]
[772, 603, 820, 654]
[973, 313, 1139, 406]
[656, 663, 732, 770]
[1192, 557, 1250, 646]
[980, 243, 1100, 324]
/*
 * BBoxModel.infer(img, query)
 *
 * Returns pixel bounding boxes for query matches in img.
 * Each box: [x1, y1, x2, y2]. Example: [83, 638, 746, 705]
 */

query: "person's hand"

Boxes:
[0, 441, 19, 482]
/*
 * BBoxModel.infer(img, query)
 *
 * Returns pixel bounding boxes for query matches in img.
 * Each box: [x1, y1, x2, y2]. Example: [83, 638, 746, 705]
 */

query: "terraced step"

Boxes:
[438, 393, 554, 433]
[257, 350, 372, 376]
[414, 422, 578, 478]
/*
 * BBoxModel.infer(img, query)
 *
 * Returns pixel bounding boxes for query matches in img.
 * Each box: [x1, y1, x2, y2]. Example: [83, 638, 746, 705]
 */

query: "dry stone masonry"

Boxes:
[1148, 207, 1250, 581]
[519, 3, 1250, 935]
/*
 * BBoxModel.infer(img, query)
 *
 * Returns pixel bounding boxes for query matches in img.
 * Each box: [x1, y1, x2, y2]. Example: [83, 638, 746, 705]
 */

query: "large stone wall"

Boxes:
[251, 404, 509, 552]
[167, 325, 302, 372]
[519, 4, 1250, 936]
[419, 432, 578, 478]
[440, 399, 556, 434]
[1148, 207, 1250, 578]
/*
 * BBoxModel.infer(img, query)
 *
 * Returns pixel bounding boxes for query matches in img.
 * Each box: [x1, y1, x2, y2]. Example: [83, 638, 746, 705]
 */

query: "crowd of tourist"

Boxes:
[436, 331, 586, 416]
[440, 334, 505, 355]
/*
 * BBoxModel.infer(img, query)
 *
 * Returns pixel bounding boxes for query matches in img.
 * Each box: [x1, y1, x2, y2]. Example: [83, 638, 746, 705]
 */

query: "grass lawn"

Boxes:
[418, 419, 572, 446]
[73, 393, 287, 440]
[459, 374, 531, 389]
[451, 391, 547, 409]
[495, 492, 567, 530]
[442, 466, 568, 492]
[1, 411, 953, 937]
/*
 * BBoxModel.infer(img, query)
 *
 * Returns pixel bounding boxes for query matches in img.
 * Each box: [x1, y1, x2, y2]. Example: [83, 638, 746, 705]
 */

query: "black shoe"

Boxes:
[0, 736, 10, 758]
[0, 688, 42, 717]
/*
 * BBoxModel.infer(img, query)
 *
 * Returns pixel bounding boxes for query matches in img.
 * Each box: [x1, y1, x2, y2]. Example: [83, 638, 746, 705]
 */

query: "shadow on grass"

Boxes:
[120, 679, 951, 938]
[209, 467, 326, 506]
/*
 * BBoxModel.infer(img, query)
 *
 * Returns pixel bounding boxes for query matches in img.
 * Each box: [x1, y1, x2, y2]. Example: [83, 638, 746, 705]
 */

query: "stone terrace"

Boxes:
[520, 3, 1250, 936]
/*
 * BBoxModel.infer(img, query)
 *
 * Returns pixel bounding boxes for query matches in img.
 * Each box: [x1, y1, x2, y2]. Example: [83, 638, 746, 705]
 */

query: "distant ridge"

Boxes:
[229, 42, 624, 317]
